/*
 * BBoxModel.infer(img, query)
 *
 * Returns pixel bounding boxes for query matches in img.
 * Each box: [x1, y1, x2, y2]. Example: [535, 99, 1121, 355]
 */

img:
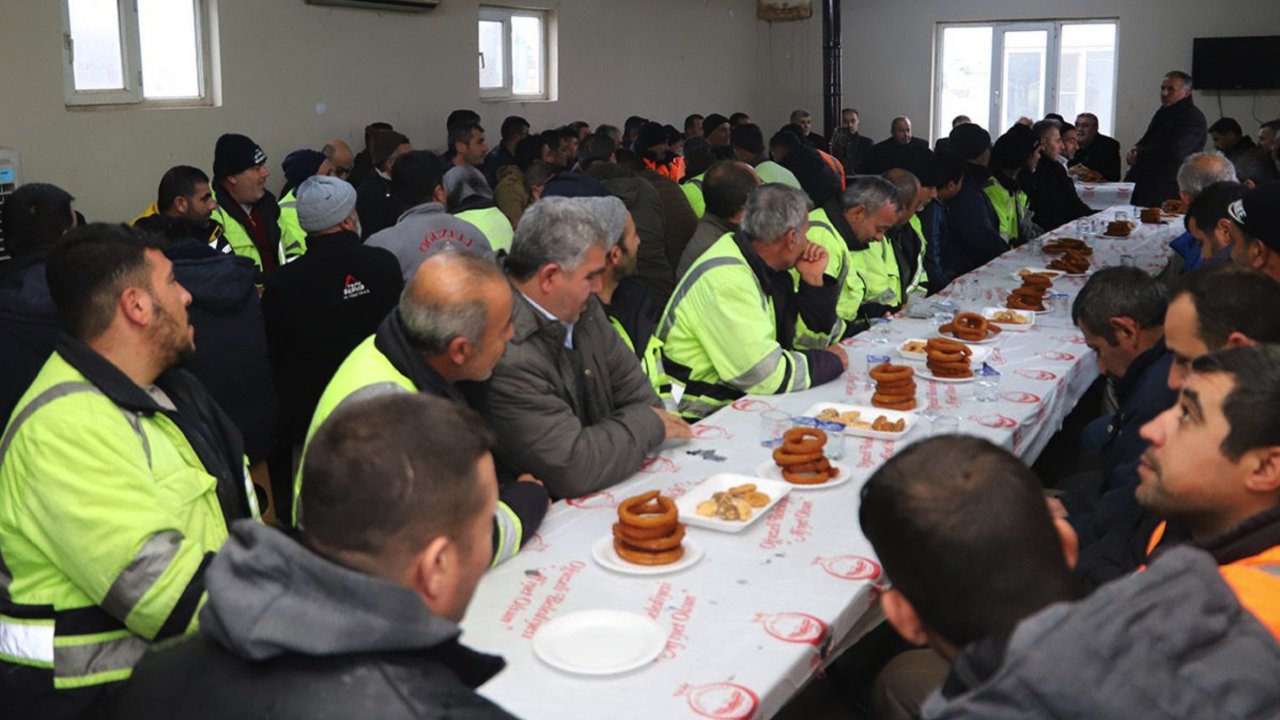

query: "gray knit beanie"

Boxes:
[296, 175, 357, 232]
[571, 196, 628, 248]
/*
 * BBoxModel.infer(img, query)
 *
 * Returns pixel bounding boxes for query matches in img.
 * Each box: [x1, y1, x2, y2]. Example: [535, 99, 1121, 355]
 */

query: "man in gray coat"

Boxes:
[468, 198, 691, 500]
[860, 435, 1280, 720]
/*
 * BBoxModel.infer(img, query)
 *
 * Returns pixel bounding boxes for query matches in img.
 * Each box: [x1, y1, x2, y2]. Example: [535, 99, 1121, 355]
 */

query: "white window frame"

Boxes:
[478, 5, 554, 102]
[59, 0, 219, 109]
[933, 19, 1118, 141]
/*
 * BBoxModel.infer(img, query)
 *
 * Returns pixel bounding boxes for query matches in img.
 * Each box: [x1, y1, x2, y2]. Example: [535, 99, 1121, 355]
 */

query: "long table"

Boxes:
[1074, 181, 1135, 210]
[460, 207, 1183, 720]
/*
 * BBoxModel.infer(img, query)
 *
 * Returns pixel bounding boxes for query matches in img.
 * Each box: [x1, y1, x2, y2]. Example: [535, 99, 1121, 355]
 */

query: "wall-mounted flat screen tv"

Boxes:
[1192, 36, 1280, 90]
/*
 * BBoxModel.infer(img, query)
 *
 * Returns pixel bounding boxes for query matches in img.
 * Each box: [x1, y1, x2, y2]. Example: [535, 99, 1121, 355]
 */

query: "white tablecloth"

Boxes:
[1074, 182, 1135, 210]
[460, 207, 1183, 720]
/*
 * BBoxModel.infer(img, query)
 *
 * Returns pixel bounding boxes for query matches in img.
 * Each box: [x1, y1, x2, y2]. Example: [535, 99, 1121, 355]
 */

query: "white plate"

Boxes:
[981, 307, 1036, 331]
[1009, 267, 1065, 283]
[591, 534, 704, 576]
[755, 459, 854, 490]
[533, 609, 667, 676]
[674, 473, 791, 533]
[937, 328, 1000, 345]
[896, 335, 993, 358]
[917, 367, 976, 384]
[800, 402, 919, 440]
[895, 338, 930, 362]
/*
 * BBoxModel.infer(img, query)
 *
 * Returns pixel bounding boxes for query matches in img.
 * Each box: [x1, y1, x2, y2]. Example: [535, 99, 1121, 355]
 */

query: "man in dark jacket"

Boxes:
[1126, 71, 1209, 206]
[0, 183, 75, 423]
[770, 129, 841, 207]
[1028, 120, 1093, 232]
[1209, 117, 1257, 163]
[104, 393, 519, 720]
[209, 133, 284, 277]
[469, 198, 691, 499]
[262, 176, 402, 520]
[356, 129, 412, 240]
[830, 107, 874, 175]
[348, 121, 392, 190]
[916, 151, 965, 293]
[861, 435, 1280, 720]
[1069, 112, 1122, 182]
[941, 124, 1006, 278]
[678, 160, 759, 278]
[861, 117, 931, 174]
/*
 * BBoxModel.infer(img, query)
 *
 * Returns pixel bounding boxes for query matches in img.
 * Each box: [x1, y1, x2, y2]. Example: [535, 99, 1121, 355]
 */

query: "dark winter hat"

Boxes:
[213, 133, 266, 180]
[1209, 117, 1243, 136]
[282, 149, 326, 193]
[541, 172, 613, 199]
[949, 123, 992, 161]
[731, 123, 766, 155]
[638, 122, 668, 150]
[989, 126, 1039, 171]
[370, 130, 411, 170]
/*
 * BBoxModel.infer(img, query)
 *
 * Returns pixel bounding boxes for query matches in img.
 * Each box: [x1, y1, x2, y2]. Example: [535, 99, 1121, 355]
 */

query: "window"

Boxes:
[934, 20, 1116, 141]
[479, 6, 552, 101]
[60, 0, 217, 107]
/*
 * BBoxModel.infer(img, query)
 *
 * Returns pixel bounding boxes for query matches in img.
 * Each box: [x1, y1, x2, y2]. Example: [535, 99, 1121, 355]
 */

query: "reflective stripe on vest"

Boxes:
[100, 531, 183, 621]
[491, 503, 523, 568]
[904, 215, 929, 296]
[52, 631, 148, 687]
[0, 614, 54, 668]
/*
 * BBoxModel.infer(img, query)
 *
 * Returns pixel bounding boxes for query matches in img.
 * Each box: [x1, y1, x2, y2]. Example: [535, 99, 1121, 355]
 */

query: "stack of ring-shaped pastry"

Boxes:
[941, 312, 998, 342]
[1047, 248, 1091, 274]
[1042, 238, 1092, 255]
[1020, 272, 1054, 291]
[926, 337, 974, 378]
[613, 490, 685, 565]
[1007, 285, 1046, 312]
[869, 363, 917, 410]
[772, 427, 837, 485]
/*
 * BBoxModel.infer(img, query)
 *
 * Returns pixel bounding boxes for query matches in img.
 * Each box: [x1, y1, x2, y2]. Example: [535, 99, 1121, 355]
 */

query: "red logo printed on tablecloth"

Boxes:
[812, 555, 881, 581]
[691, 424, 734, 440]
[731, 398, 774, 413]
[496, 561, 586, 637]
[1001, 391, 1041, 404]
[640, 456, 680, 474]
[972, 414, 1018, 429]
[681, 682, 761, 720]
[1055, 335, 1088, 345]
[756, 612, 828, 646]
[566, 491, 617, 509]
[522, 533, 549, 553]
[1038, 351, 1076, 362]
[759, 497, 814, 549]
[1015, 369, 1058, 382]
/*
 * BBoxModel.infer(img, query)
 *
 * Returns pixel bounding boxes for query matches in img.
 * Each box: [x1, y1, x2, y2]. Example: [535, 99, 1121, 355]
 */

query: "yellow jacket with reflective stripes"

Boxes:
[456, 206, 516, 254]
[849, 236, 901, 308]
[298, 335, 527, 566]
[608, 315, 667, 392]
[983, 177, 1028, 246]
[681, 173, 707, 219]
[0, 353, 230, 695]
[804, 206, 863, 329]
[657, 233, 842, 420]
[904, 214, 929, 297]
[276, 189, 309, 264]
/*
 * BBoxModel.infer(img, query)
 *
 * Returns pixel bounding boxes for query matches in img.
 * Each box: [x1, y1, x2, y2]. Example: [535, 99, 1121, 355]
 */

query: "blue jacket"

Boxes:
[942, 162, 1007, 279]
[1169, 230, 1203, 274]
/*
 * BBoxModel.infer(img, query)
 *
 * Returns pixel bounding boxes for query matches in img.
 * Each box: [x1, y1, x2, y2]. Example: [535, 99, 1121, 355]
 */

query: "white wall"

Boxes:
[0, 0, 763, 221]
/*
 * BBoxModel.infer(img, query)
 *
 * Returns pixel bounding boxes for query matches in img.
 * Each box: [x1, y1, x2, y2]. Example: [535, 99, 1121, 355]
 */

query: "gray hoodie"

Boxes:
[365, 201, 492, 282]
[923, 546, 1280, 720]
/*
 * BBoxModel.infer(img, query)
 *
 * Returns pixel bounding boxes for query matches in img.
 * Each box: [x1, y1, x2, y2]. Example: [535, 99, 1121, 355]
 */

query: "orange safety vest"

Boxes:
[818, 150, 847, 191]
[1146, 519, 1280, 642]
[644, 155, 686, 183]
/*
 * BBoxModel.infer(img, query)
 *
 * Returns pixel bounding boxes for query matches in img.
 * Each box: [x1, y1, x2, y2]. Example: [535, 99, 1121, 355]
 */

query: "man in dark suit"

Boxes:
[1124, 71, 1208, 206]
[1069, 113, 1122, 182]
[830, 107, 874, 176]
[861, 116, 931, 174]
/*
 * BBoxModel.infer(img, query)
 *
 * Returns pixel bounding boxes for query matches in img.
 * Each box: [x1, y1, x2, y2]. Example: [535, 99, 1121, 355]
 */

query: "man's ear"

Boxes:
[403, 535, 454, 612]
[174, 196, 189, 215]
[446, 335, 473, 367]
[881, 588, 930, 646]
[1053, 517, 1079, 570]
[607, 244, 623, 267]
[1224, 331, 1255, 349]
[1109, 316, 1138, 346]
[1243, 446, 1280, 495]
[536, 263, 560, 294]
[119, 286, 151, 327]
[432, 185, 448, 206]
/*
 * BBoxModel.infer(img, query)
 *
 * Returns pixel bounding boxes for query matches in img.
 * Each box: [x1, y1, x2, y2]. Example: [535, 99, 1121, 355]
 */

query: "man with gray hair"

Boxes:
[1168, 151, 1237, 273]
[469, 198, 690, 499]
[299, 251, 548, 564]
[1126, 70, 1208, 206]
[658, 184, 848, 419]
[806, 175, 903, 336]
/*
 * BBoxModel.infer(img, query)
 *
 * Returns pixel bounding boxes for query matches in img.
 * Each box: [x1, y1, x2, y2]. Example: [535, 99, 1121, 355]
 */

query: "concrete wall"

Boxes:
[0, 0, 762, 220]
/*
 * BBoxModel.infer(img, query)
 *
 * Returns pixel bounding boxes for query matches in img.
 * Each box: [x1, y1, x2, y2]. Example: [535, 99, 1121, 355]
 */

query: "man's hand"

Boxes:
[1126, 147, 1138, 166]
[652, 408, 693, 440]
[1046, 496, 1069, 519]
[517, 473, 553, 508]
[794, 242, 830, 287]
[824, 343, 849, 370]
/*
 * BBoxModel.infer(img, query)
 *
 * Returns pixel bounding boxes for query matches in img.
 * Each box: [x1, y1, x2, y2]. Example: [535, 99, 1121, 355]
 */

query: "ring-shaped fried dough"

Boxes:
[873, 394, 918, 410]
[782, 427, 827, 455]
[613, 539, 685, 565]
[613, 523, 686, 551]
[617, 492, 678, 528]
[611, 521, 679, 540]
[772, 448, 824, 466]
[869, 363, 914, 383]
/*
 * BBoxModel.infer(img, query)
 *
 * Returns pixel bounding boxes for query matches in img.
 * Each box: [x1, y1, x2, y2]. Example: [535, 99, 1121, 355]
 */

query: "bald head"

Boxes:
[401, 252, 514, 382]
[883, 168, 922, 225]
[323, 139, 355, 181]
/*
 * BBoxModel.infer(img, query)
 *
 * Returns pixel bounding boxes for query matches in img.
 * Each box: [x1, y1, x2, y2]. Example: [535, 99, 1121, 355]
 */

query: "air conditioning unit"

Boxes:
[306, 0, 439, 12]
[0, 148, 21, 261]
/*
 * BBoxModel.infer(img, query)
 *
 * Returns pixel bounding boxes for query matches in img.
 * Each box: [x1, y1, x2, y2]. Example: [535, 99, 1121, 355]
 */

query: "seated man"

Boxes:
[677, 160, 760, 278]
[916, 151, 966, 293]
[1183, 181, 1244, 267]
[659, 184, 848, 420]
[470, 198, 690, 499]
[1064, 267, 1175, 584]
[805, 175, 902, 336]
[867, 169, 931, 311]
[1209, 117, 1257, 162]
[942, 124, 1007, 278]
[1069, 111, 1122, 181]
[1229, 181, 1280, 282]
[301, 252, 548, 564]
[1138, 344, 1280, 641]
[985, 124, 1039, 246]
[0, 183, 77, 422]
[0, 224, 257, 717]
[1168, 152, 1237, 273]
[862, 435, 1280, 719]
[366, 150, 490, 282]
[1164, 264, 1280, 391]
[1027, 119, 1093, 232]
[105, 394, 520, 719]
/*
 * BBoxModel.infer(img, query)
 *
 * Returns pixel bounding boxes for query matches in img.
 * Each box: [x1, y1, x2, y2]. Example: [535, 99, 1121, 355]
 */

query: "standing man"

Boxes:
[132, 165, 221, 247]
[348, 121, 393, 189]
[830, 107, 874, 177]
[659, 185, 848, 420]
[684, 113, 705, 138]
[483, 115, 529, 188]
[356, 129, 412, 240]
[469, 198, 691, 499]
[0, 224, 258, 717]
[450, 121, 490, 169]
[1069, 112, 1122, 182]
[1126, 71, 1209, 206]
[209, 133, 284, 276]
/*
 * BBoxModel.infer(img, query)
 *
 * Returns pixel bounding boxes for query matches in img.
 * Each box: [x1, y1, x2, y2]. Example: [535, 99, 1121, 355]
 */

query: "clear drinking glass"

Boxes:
[975, 364, 1001, 403]
[760, 410, 793, 448]
[870, 317, 892, 344]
